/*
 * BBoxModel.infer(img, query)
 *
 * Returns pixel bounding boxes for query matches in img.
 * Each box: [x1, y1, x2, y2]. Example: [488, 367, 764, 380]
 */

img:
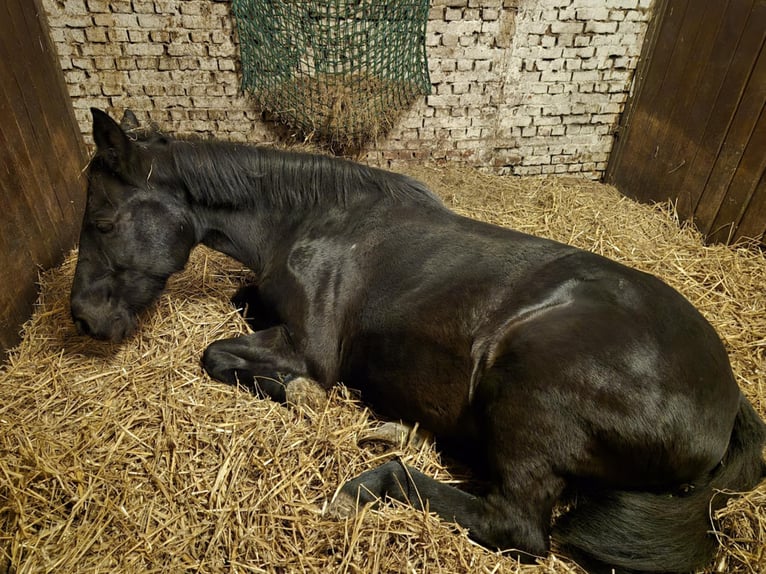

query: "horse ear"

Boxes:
[120, 109, 140, 132]
[91, 108, 132, 172]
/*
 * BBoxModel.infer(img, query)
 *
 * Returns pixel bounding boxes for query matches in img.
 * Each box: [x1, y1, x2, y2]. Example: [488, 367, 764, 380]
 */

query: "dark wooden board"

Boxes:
[0, 0, 86, 356]
[607, 0, 766, 246]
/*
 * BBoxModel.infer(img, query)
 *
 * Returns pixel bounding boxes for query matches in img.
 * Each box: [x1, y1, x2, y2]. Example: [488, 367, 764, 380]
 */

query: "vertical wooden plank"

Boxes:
[0, 0, 86, 356]
[0, 0, 83, 246]
[694, 32, 766, 240]
[628, 0, 733, 204]
[677, 0, 766, 220]
[17, 0, 88, 222]
[0, 63, 59, 260]
[0, 44, 57, 350]
[607, 0, 692, 202]
[706, 80, 766, 243]
[607, 0, 766, 246]
[734, 170, 766, 242]
[605, 0, 670, 187]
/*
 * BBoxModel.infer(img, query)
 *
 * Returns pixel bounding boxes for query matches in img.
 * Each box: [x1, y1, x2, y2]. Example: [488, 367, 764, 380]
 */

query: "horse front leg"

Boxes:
[201, 325, 325, 408]
[230, 284, 283, 331]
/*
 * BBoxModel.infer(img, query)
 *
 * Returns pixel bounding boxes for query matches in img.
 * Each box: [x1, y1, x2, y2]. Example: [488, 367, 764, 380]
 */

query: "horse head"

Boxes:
[70, 109, 196, 342]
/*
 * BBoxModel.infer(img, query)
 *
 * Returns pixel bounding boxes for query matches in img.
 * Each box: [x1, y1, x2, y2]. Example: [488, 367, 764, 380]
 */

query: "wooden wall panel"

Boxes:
[606, 0, 766, 245]
[701, 41, 766, 242]
[0, 0, 87, 356]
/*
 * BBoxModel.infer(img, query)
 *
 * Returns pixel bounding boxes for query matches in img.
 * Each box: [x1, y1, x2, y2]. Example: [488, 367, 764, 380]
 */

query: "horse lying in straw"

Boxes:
[70, 109, 766, 573]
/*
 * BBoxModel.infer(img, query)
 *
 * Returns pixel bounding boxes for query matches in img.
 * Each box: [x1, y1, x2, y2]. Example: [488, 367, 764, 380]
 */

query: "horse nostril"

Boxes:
[72, 314, 93, 336]
[74, 317, 92, 336]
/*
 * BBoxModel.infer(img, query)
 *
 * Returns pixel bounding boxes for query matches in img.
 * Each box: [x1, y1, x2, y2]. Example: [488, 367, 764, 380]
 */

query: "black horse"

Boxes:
[71, 109, 765, 573]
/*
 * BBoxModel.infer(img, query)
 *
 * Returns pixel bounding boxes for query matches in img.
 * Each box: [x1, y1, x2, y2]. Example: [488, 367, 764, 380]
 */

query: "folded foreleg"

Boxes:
[202, 326, 316, 404]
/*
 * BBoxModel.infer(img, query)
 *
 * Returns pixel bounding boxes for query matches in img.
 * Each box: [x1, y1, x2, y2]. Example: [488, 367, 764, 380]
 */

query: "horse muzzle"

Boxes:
[70, 298, 135, 343]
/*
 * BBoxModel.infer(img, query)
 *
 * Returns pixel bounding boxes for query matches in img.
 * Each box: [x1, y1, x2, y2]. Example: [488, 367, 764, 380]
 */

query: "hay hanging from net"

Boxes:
[232, 0, 431, 154]
[1, 167, 765, 573]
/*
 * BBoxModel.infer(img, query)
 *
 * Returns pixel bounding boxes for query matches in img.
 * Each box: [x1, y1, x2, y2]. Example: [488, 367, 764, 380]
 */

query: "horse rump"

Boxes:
[554, 394, 766, 573]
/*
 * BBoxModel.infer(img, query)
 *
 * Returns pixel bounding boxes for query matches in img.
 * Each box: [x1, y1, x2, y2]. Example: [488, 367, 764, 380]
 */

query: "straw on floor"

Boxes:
[1, 166, 764, 574]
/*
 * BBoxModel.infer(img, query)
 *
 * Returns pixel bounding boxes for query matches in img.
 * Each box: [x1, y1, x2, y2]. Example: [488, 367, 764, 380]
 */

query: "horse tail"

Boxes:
[554, 394, 766, 573]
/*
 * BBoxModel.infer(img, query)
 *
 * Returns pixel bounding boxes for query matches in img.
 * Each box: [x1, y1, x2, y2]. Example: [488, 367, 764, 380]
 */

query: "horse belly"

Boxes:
[343, 332, 476, 440]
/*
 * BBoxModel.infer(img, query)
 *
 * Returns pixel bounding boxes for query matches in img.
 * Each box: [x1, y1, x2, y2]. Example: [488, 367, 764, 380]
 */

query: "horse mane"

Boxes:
[152, 136, 441, 210]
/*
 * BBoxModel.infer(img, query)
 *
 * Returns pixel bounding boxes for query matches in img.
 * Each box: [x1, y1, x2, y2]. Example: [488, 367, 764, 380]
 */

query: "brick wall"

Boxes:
[42, 0, 655, 179]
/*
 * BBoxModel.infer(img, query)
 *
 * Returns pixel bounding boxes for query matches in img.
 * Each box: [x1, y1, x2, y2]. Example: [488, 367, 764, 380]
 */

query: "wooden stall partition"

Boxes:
[606, 0, 766, 245]
[0, 0, 87, 356]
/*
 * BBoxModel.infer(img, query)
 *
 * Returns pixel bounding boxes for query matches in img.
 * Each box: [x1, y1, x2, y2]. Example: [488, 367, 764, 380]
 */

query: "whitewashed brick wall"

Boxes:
[42, 0, 655, 179]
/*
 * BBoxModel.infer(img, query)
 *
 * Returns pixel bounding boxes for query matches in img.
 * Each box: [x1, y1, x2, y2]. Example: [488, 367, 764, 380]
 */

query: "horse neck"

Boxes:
[191, 204, 288, 273]
[170, 141, 357, 209]
[170, 138, 438, 211]
[167, 140, 436, 271]
[168, 145, 319, 271]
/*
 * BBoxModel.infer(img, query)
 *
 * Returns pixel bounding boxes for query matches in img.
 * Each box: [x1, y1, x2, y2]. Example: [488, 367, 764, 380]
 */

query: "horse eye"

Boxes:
[95, 221, 114, 233]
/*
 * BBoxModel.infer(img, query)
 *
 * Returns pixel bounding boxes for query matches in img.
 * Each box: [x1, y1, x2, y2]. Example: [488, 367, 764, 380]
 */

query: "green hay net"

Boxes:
[232, 0, 431, 153]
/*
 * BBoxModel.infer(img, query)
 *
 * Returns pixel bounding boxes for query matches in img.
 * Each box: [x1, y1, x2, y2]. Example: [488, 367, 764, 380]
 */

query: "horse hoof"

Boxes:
[358, 421, 431, 449]
[324, 491, 359, 519]
[285, 377, 327, 411]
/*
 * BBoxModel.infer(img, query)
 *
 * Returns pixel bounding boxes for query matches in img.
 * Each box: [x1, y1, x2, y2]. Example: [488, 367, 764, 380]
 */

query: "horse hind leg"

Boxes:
[326, 346, 571, 561]
[326, 458, 563, 562]
[555, 395, 766, 574]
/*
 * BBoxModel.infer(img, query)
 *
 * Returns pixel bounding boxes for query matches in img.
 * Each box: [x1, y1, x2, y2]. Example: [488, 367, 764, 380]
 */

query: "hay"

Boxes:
[259, 73, 419, 153]
[1, 166, 765, 573]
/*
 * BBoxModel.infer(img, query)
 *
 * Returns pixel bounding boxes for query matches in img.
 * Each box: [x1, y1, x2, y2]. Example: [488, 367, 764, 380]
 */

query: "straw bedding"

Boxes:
[1, 166, 764, 573]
